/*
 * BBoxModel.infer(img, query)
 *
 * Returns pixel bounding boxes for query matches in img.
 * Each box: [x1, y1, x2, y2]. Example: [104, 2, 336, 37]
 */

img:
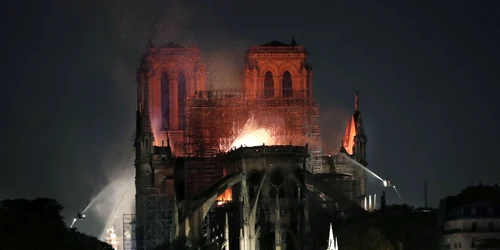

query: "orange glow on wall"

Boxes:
[217, 188, 233, 202]
[217, 166, 232, 202]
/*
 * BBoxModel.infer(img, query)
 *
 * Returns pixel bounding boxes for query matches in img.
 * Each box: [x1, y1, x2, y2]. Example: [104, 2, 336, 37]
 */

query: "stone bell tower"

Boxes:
[243, 37, 313, 100]
[137, 38, 207, 155]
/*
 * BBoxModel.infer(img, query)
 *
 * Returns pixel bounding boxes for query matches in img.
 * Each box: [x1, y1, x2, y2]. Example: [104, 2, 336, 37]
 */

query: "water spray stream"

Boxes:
[393, 186, 403, 203]
[339, 153, 404, 202]
[70, 194, 97, 228]
[99, 176, 134, 240]
[82, 200, 94, 214]
[70, 218, 77, 228]
[340, 153, 384, 181]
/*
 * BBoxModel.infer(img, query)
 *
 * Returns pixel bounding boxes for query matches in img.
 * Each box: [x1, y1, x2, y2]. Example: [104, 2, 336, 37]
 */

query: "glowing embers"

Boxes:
[105, 226, 119, 250]
[217, 167, 233, 205]
[229, 115, 276, 150]
[216, 188, 233, 206]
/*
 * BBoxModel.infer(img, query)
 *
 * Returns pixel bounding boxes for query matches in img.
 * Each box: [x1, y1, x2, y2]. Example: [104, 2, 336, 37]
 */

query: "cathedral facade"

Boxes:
[132, 37, 369, 249]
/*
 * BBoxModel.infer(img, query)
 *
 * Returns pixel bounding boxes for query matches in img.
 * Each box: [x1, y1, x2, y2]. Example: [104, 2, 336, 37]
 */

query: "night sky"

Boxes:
[1, 0, 500, 237]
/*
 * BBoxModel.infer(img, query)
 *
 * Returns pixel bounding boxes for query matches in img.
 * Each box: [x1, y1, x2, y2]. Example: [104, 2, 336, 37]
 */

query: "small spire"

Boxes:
[166, 130, 171, 148]
[141, 71, 154, 140]
[290, 36, 297, 46]
[327, 223, 335, 250]
[147, 36, 154, 48]
[137, 89, 142, 112]
[355, 91, 359, 112]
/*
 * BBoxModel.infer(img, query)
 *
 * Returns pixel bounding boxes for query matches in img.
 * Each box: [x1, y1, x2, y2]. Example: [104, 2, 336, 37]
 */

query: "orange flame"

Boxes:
[216, 166, 232, 203]
[342, 115, 356, 155]
[227, 115, 276, 151]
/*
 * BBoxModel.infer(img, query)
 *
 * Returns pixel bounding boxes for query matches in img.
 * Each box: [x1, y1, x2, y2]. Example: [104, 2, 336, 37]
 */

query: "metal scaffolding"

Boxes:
[123, 214, 136, 250]
[141, 188, 174, 250]
[183, 88, 322, 174]
[306, 104, 323, 174]
[184, 157, 223, 199]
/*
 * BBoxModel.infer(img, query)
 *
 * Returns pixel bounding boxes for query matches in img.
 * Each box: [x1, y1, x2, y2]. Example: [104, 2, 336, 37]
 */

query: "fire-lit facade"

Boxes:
[139, 39, 207, 155]
[136, 38, 324, 197]
[132, 37, 369, 250]
[135, 36, 368, 201]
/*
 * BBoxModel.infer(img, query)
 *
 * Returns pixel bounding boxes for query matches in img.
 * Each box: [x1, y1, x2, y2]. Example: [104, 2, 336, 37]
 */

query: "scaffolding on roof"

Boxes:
[307, 104, 323, 173]
[183, 88, 322, 173]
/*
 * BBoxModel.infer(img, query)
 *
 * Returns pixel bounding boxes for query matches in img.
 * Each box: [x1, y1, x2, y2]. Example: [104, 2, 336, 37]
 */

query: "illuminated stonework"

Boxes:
[138, 40, 207, 155]
[244, 39, 313, 99]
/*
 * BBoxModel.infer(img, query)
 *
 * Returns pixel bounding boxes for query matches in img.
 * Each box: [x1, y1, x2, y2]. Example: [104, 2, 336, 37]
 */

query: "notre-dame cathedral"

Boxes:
[131, 37, 368, 250]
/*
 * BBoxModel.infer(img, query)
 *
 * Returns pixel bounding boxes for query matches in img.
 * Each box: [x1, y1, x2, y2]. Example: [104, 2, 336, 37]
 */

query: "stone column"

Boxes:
[252, 74, 259, 98]
[152, 78, 161, 133]
[276, 76, 283, 97]
[170, 76, 178, 130]
[258, 76, 264, 98]
[187, 73, 195, 98]
[307, 71, 314, 100]
[291, 76, 301, 97]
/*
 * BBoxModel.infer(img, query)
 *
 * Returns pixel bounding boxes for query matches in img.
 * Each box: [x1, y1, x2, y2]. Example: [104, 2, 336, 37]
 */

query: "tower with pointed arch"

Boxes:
[138, 40, 207, 155]
[244, 37, 313, 99]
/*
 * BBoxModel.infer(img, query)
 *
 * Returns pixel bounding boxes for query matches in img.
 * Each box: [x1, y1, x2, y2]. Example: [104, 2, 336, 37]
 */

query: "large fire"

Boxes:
[217, 167, 233, 204]
[228, 116, 276, 150]
[216, 116, 277, 204]
[342, 115, 356, 155]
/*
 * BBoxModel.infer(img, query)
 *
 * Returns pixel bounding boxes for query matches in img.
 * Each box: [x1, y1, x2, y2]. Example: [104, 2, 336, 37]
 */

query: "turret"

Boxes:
[341, 91, 369, 199]
[327, 223, 338, 250]
[352, 91, 367, 165]
[135, 64, 154, 176]
[146, 36, 154, 49]
[134, 59, 155, 243]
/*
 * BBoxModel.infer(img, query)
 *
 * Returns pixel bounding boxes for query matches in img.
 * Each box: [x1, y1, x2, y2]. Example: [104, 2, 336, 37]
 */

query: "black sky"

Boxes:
[1, 0, 500, 234]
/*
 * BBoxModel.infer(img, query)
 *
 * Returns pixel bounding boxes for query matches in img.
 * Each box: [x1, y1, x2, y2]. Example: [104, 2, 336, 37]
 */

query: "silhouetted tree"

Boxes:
[0, 198, 113, 250]
[343, 228, 394, 250]
[155, 236, 197, 250]
[333, 205, 441, 250]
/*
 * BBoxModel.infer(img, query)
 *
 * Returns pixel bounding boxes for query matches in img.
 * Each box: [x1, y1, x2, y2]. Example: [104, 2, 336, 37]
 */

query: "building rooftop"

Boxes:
[261, 40, 292, 47]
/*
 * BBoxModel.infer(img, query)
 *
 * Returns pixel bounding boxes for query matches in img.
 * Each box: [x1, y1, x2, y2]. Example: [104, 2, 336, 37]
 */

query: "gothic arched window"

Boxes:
[264, 71, 274, 98]
[161, 72, 170, 130]
[178, 72, 187, 130]
[282, 71, 293, 97]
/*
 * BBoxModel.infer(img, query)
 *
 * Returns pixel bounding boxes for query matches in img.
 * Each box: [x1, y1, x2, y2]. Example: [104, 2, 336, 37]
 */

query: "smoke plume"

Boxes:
[71, 0, 252, 241]
[320, 106, 351, 154]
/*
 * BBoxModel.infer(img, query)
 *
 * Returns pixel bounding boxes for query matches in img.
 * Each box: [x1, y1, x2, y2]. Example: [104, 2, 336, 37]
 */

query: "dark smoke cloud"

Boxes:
[110, 0, 249, 88]
[320, 107, 351, 155]
[67, 0, 253, 237]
